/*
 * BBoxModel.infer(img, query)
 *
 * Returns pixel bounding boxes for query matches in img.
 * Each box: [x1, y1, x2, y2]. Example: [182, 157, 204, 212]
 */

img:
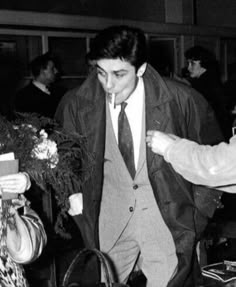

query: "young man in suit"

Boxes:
[55, 25, 224, 287]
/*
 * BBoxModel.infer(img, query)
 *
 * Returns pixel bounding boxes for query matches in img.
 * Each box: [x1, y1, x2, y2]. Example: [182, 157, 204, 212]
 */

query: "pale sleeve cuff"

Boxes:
[163, 138, 183, 162]
[21, 172, 31, 190]
[68, 193, 83, 216]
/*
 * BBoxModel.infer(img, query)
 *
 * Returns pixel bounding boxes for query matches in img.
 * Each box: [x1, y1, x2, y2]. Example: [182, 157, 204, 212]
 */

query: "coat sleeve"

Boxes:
[8, 205, 47, 264]
[54, 84, 94, 247]
[164, 136, 236, 192]
[178, 85, 225, 145]
[54, 88, 80, 133]
[177, 85, 224, 235]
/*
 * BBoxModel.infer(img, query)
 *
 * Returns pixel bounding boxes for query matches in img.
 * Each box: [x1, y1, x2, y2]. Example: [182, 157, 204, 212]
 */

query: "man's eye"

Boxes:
[115, 74, 125, 78]
[97, 70, 106, 77]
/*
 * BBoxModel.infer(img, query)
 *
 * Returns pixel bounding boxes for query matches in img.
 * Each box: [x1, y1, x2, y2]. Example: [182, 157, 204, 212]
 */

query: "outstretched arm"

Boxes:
[147, 130, 236, 192]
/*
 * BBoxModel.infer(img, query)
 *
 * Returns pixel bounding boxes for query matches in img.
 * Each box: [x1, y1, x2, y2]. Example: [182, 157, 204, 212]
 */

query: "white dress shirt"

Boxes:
[109, 77, 144, 169]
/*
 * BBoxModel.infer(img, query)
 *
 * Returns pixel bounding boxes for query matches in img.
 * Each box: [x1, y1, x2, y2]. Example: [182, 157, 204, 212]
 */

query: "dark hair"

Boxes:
[30, 52, 57, 77]
[87, 25, 147, 70]
[185, 46, 216, 69]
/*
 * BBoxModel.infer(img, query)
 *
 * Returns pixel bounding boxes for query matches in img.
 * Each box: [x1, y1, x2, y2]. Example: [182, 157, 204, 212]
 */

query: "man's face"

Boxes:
[96, 58, 139, 105]
[187, 59, 203, 78]
[42, 60, 58, 85]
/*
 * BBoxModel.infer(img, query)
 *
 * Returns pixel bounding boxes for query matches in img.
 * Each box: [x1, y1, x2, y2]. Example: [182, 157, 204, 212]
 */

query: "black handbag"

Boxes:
[62, 248, 129, 287]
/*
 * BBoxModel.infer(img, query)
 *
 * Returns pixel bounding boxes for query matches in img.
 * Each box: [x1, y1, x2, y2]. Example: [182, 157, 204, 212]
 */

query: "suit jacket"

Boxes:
[55, 65, 224, 286]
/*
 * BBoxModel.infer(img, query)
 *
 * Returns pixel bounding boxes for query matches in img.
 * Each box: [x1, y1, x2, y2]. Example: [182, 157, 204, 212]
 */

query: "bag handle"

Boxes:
[62, 248, 113, 287]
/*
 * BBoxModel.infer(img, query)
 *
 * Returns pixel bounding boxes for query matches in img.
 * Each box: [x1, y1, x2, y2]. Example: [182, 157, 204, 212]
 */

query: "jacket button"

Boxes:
[133, 184, 138, 190]
[129, 206, 134, 212]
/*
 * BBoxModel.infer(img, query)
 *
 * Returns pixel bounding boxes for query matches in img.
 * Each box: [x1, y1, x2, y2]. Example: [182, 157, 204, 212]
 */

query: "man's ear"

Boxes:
[137, 63, 147, 77]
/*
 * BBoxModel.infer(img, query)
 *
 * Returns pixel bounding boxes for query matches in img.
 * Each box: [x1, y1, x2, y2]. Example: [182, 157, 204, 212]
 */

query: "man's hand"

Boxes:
[68, 193, 83, 216]
[0, 172, 31, 194]
[146, 130, 178, 156]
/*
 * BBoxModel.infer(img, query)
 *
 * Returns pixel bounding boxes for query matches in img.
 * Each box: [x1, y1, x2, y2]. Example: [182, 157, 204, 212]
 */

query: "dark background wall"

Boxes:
[1, 0, 236, 28]
[196, 0, 236, 28]
[0, 0, 166, 22]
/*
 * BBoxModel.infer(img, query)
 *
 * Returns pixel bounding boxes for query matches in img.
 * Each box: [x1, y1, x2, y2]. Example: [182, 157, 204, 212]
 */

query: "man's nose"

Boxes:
[105, 75, 114, 89]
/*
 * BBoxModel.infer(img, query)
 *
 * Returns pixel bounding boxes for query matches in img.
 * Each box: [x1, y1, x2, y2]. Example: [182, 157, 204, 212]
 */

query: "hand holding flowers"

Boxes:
[0, 173, 30, 195]
[0, 113, 94, 238]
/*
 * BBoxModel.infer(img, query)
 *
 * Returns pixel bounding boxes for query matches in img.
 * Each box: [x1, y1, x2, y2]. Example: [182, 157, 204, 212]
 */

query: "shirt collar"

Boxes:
[125, 77, 143, 108]
[109, 76, 144, 111]
[33, 80, 50, 94]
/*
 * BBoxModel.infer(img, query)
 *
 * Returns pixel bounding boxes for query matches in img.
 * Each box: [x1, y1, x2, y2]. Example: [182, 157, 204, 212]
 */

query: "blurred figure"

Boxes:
[185, 46, 232, 141]
[15, 52, 65, 118]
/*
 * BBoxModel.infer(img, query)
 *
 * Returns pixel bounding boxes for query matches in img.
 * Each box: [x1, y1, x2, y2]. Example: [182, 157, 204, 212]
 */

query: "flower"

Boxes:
[0, 113, 94, 238]
[32, 130, 59, 168]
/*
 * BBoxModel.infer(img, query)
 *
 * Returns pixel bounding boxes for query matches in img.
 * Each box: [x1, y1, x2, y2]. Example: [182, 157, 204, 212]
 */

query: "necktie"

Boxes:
[118, 102, 136, 178]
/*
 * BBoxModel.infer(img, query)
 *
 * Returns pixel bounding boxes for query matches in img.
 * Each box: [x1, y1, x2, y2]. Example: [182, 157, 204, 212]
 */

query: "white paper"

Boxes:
[0, 152, 15, 161]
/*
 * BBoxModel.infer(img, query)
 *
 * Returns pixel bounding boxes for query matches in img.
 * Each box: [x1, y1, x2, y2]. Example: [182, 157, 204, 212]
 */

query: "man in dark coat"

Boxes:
[15, 52, 64, 118]
[55, 26, 223, 287]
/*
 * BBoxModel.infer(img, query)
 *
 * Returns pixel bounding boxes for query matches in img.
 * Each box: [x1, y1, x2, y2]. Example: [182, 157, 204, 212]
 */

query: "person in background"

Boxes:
[146, 130, 236, 193]
[14, 52, 70, 287]
[55, 25, 224, 287]
[0, 172, 47, 287]
[185, 46, 232, 141]
[14, 52, 65, 118]
[13, 52, 59, 287]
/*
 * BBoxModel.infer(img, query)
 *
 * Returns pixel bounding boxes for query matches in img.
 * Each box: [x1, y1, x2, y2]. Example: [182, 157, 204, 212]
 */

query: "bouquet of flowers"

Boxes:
[0, 112, 94, 238]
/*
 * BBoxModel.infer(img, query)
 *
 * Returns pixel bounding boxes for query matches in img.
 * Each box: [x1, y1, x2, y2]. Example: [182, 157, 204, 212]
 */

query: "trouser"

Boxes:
[100, 201, 178, 287]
